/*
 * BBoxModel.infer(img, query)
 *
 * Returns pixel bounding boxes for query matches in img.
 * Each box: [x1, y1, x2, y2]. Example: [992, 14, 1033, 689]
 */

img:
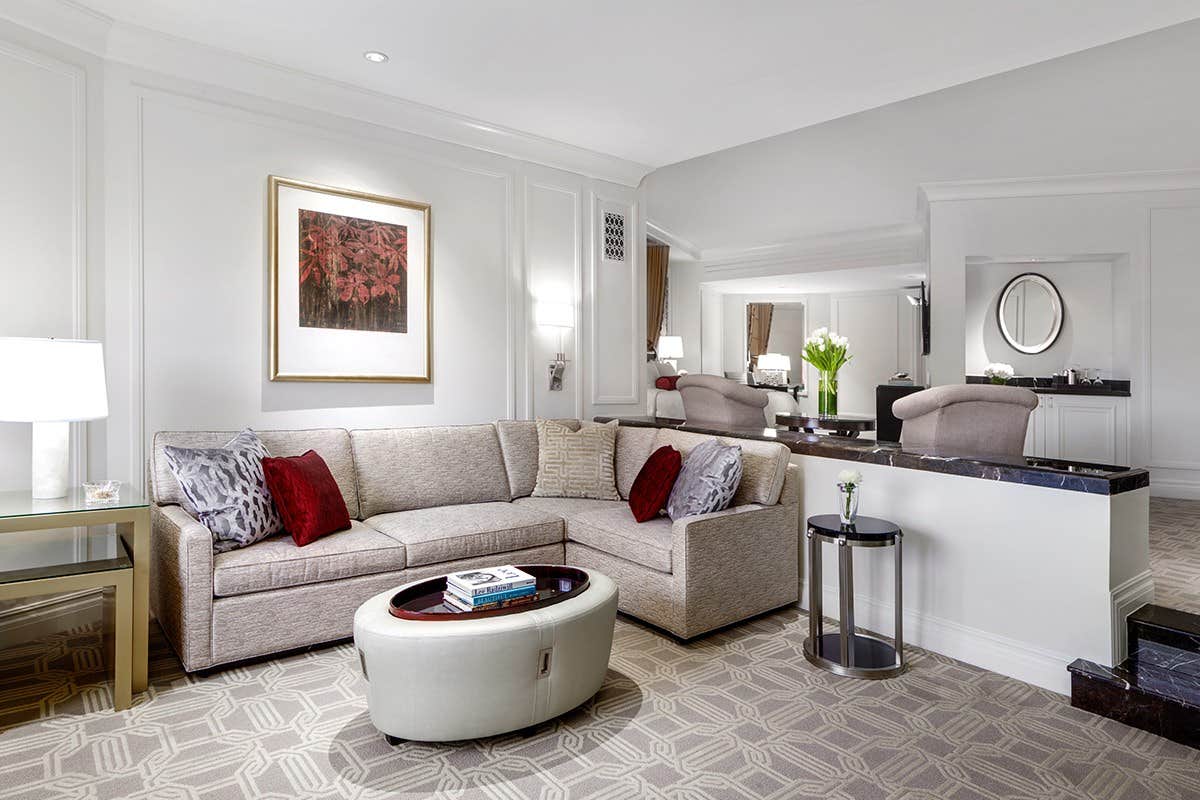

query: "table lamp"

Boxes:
[755, 352, 791, 386]
[0, 338, 108, 498]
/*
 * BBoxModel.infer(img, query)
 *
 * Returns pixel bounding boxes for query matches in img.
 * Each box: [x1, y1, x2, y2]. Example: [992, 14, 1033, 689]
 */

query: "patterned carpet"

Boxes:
[1149, 497, 1200, 614]
[2, 607, 1200, 800]
[1, 499, 1199, 799]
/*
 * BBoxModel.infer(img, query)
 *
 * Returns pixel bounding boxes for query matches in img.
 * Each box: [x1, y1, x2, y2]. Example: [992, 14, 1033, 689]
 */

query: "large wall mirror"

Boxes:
[997, 273, 1063, 354]
[744, 301, 805, 387]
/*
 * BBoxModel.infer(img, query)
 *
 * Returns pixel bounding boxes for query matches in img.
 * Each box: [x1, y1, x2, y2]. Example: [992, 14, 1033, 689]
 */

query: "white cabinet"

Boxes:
[1024, 394, 1129, 466]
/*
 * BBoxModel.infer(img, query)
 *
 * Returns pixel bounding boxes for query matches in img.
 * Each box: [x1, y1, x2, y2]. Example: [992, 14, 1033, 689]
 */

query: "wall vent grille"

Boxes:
[603, 212, 625, 261]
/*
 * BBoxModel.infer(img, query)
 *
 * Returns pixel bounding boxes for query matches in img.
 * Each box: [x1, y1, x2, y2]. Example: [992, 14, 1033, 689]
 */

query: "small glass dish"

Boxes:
[83, 480, 122, 505]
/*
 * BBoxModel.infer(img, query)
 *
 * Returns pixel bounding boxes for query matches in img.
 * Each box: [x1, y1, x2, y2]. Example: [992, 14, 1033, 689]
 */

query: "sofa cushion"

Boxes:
[615, 426, 658, 500]
[498, 420, 655, 502]
[512, 496, 627, 519]
[629, 445, 683, 522]
[667, 439, 743, 521]
[496, 419, 580, 499]
[351, 425, 511, 517]
[565, 506, 673, 574]
[261, 450, 352, 547]
[365, 502, 564, 567]
[212, 520, 405, 597]
[153, 428, 361, 519]
[163, 430, 284, 553]
[532, 419, 620, 500]
[651, 428, 789, 507]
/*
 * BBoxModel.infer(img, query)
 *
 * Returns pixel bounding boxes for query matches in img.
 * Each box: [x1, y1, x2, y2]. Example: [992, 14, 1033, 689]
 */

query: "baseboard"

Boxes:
[800, 581, 1076, 695]
[0, 589, 103, 649]
[1110, 569, 1155, 663]
[1149, 478, 1200, 500]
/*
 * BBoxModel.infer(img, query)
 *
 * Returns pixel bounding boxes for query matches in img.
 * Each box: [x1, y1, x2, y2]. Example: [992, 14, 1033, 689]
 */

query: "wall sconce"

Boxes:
[535, 301, 574, 391]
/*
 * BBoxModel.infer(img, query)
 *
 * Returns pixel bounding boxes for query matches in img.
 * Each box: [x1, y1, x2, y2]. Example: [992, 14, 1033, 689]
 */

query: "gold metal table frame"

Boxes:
[0, 491, 150, 711]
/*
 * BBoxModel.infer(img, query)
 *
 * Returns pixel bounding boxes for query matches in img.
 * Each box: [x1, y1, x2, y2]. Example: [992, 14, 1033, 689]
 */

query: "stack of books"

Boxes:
[443, 565, 537, 612]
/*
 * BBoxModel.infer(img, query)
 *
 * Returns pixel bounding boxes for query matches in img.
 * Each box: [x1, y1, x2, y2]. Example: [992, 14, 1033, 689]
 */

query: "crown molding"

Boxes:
[920, 168, 1200, 203]
[645, 220, 701, 261]
[0, 0, 653, 187]
[698, 222, 925, 279]
[0, 0, 111, 54]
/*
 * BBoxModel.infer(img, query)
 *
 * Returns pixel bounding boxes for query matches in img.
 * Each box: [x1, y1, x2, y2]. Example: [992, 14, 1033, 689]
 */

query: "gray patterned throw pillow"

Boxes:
[163, 429, 284, 552]
[666, 439, 743, 521]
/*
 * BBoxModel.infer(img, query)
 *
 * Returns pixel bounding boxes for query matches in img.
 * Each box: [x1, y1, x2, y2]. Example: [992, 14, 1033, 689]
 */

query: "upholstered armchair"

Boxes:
[677, 374, 770, 429]
[892, 384, 1039, 456]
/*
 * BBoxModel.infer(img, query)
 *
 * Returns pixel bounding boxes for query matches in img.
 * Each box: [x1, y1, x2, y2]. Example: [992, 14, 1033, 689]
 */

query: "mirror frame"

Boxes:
[996, 272, 1063, 354]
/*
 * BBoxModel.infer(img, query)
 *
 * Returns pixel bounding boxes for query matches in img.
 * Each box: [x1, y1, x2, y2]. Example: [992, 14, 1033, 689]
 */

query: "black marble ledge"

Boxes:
[594, 415, 1150, 496]
[966, 375, 1132, 397]
[1069, 658, 1200, 749]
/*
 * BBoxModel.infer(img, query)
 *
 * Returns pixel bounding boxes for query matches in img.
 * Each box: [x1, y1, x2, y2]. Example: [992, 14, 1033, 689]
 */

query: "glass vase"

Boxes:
[839, 483, 859, 525]
[819, 369, 839, 416]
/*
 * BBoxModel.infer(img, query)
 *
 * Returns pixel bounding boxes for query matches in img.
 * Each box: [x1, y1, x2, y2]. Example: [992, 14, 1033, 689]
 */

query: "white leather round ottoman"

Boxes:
[353, 566, 617, 742]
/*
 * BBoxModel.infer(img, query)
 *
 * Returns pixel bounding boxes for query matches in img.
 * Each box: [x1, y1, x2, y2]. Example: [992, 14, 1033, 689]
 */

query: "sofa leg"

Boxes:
[384, 734, 404, 746]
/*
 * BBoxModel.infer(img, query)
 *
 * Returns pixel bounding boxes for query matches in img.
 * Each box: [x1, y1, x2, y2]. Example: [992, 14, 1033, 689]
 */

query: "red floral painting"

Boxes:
[298, 209, 407, 333]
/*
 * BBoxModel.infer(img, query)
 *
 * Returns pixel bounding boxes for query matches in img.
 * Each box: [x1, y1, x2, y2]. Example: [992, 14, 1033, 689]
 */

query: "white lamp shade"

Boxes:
[535, 301, 574, 329]
[756, 353, 791, 371]
[656, 335, 684, 359]
[0, 338, 108, 422]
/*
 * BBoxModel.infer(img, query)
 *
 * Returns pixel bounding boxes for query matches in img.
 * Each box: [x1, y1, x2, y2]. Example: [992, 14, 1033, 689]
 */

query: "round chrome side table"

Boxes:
[804, 514, 906, 679]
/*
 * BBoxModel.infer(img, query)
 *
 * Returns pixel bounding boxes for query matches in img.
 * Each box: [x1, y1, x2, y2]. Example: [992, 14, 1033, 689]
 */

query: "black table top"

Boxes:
[808, 514, 900, 541]
[777, 413, 876, 430]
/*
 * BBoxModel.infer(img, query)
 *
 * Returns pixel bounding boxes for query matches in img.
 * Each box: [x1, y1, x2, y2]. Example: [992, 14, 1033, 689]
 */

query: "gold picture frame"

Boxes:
[268, 175, 432, 382]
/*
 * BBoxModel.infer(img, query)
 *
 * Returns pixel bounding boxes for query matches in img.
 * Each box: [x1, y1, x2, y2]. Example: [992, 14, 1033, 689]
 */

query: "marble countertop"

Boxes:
[965, 375, 1132, 397]
[595, 415, 1149, 495]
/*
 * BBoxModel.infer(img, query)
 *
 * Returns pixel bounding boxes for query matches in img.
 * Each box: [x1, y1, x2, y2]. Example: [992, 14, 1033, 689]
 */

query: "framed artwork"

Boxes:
[268, 175, 431, 382]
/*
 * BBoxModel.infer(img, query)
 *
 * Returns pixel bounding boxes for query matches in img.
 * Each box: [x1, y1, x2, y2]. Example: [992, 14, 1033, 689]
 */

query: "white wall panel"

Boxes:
[133, 91, 512, 457]
[0, 40, 85, 490]
[589, 194, 638, 406]
[525, 176, 581, 419]
[1149, 207, 1200, 482]
[830, 293, 905, 416]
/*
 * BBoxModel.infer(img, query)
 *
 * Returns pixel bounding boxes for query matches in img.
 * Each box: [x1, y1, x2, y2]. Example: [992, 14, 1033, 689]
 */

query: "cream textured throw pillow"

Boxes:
[532, 419, 620, 500]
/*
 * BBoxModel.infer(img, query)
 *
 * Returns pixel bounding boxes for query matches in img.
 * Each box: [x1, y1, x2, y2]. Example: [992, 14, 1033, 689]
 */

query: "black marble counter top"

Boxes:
[966, 375, 1131, 397]
[594, 415, 1149, 496]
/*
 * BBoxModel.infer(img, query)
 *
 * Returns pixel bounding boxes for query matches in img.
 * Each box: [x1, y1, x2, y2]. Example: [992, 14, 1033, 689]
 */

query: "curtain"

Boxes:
[646, 243, 670, 353]
[746, 302, 774, 370]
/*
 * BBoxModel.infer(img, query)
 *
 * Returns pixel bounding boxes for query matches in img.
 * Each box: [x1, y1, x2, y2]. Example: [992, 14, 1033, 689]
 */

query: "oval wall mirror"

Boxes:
[997, 273, 1063, 354]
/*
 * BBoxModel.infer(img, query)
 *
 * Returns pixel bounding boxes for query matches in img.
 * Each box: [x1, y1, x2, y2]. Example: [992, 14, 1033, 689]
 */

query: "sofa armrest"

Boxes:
[151, 504, 215, 670]
[669, 463, 801, 637]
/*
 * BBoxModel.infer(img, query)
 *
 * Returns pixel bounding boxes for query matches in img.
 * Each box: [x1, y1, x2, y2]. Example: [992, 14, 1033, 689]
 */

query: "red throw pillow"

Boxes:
[655, 375, 680, 390]
[629, 445, 683, 522]
[261, 450, 351, 546]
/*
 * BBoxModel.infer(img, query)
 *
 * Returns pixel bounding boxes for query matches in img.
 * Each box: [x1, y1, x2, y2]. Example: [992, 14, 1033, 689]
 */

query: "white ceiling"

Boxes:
[707, 264, 926, 296]
[76, 0, 1200, 167]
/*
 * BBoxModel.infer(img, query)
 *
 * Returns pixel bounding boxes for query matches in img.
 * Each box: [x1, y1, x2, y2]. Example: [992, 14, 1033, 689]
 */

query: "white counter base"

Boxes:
[793, 453, 1151, 694]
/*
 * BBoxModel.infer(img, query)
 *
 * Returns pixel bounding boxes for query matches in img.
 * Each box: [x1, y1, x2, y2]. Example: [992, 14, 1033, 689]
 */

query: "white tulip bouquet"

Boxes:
[803, 328, 852, 416]
[802, 327, 852, 374]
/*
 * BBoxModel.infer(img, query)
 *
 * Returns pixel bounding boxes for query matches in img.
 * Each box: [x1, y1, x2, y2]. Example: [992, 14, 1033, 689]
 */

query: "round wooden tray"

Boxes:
[388, 565, 590, 621]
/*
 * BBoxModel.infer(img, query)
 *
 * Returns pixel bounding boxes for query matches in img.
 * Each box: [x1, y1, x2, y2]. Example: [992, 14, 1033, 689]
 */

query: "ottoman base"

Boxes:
[354, 570, 618, 742]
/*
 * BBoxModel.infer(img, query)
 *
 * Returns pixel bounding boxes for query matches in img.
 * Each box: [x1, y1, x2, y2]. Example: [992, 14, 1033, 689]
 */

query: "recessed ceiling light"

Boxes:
[363, 51, 389, 64]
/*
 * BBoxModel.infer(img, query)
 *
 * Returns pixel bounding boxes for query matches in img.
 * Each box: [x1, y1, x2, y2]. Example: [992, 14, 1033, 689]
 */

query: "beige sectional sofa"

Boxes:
[149, 421, 801, 672]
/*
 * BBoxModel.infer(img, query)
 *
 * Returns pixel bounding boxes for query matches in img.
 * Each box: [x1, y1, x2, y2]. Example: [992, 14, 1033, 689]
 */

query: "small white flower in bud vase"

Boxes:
[836, 470, 863, 525]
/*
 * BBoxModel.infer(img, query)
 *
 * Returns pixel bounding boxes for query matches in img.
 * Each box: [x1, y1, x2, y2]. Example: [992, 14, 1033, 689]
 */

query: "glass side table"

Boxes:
[0, 486, 150, 710]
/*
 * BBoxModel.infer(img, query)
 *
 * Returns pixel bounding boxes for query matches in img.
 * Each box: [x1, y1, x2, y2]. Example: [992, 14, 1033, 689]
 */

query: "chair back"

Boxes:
[892, 384, 1038, 456]
[677, 374, 769, 428]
